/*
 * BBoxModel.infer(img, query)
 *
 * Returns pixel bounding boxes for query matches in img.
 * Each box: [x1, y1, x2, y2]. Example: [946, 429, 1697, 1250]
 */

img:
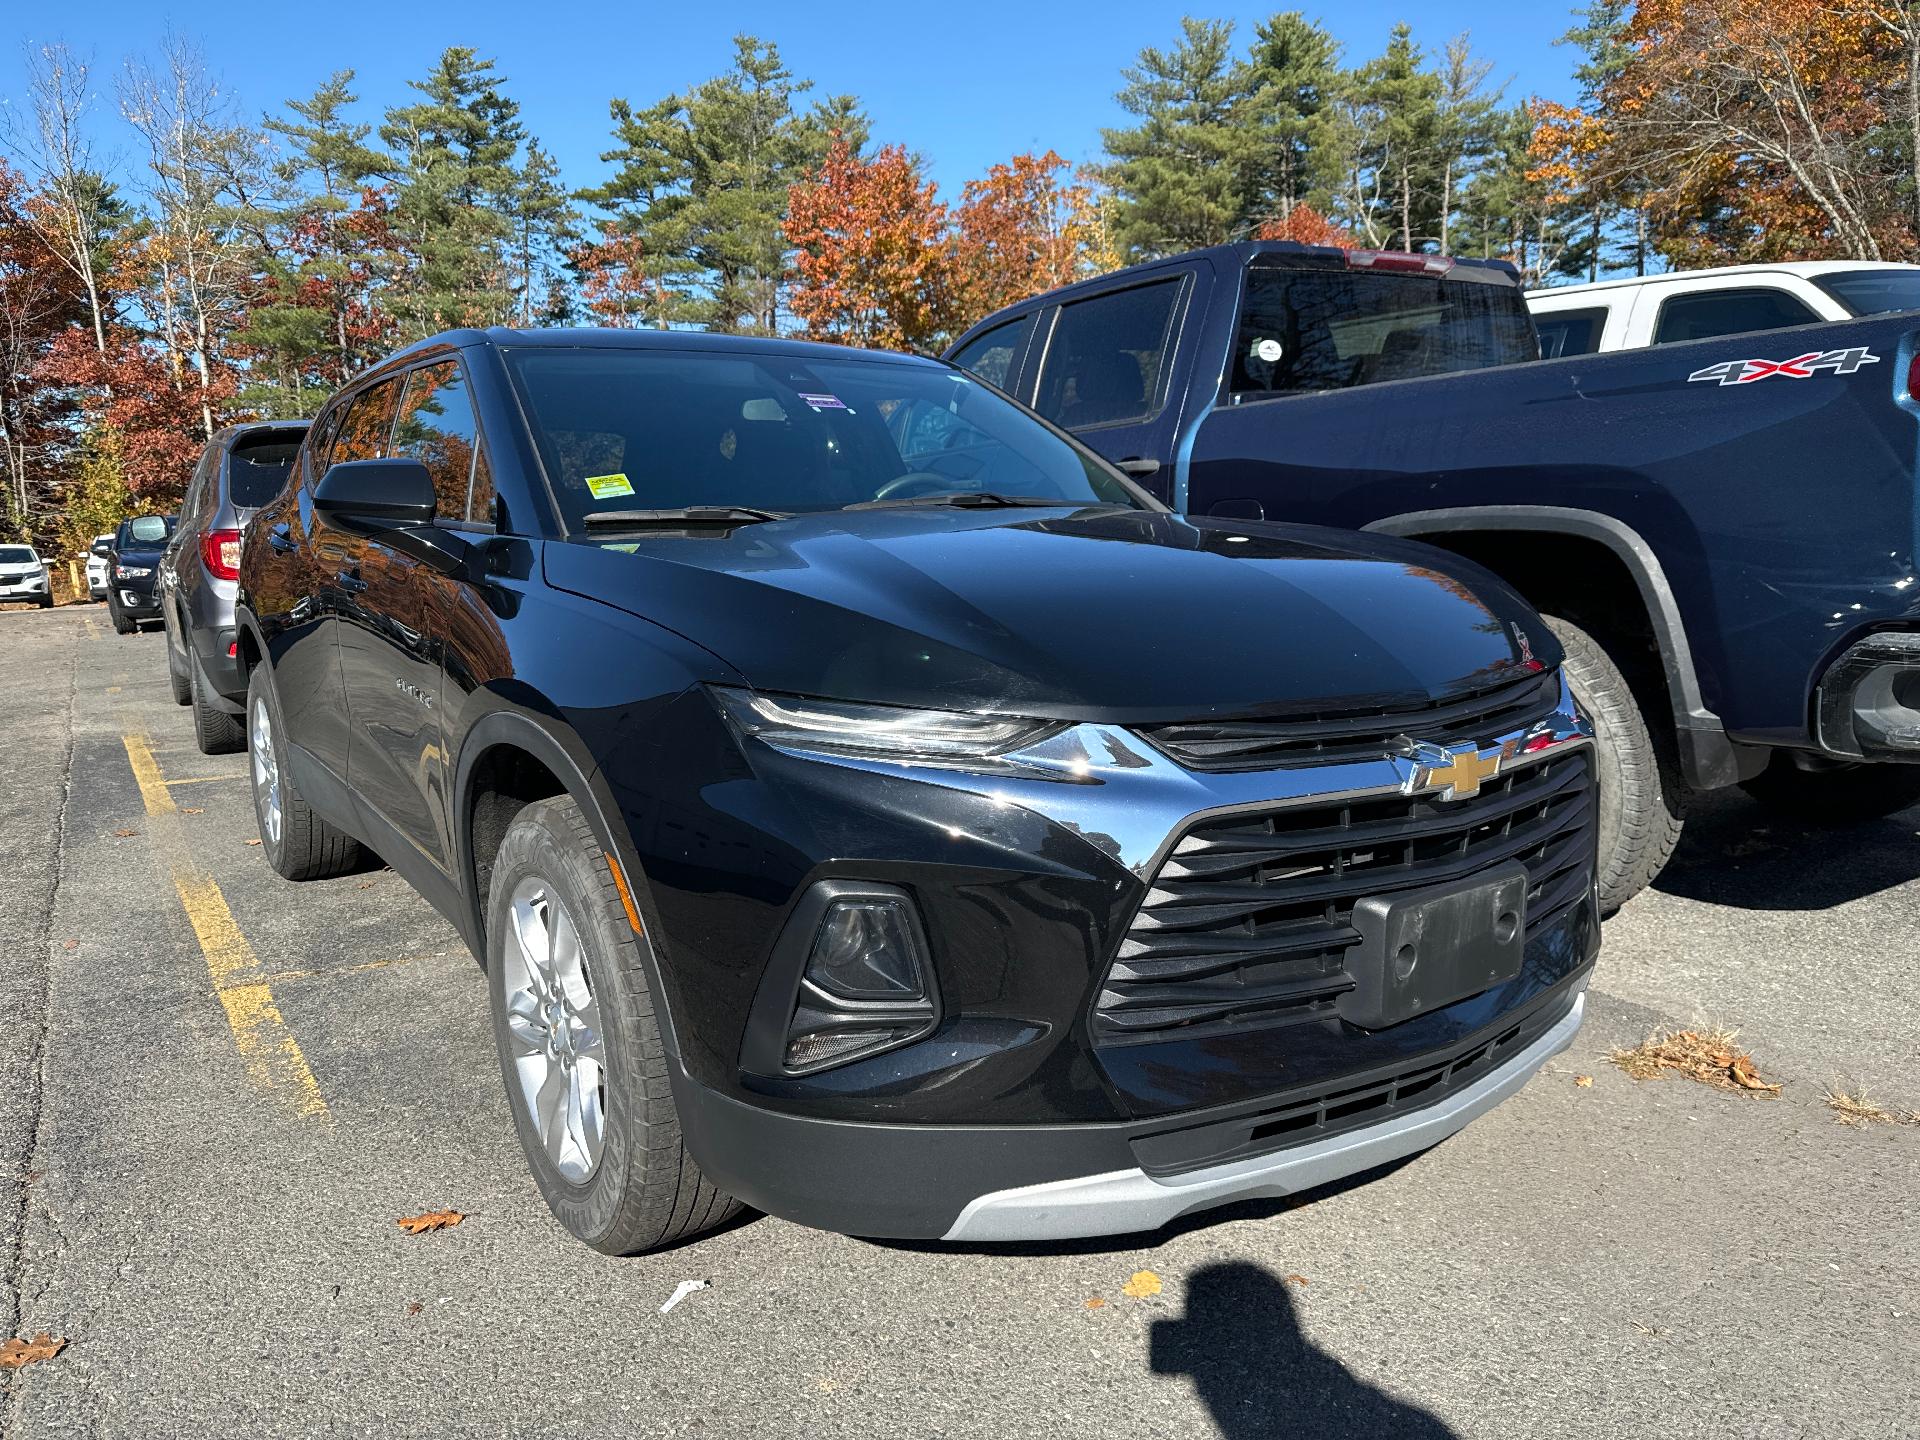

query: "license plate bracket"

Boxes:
[1338, 861, 1529, 1030]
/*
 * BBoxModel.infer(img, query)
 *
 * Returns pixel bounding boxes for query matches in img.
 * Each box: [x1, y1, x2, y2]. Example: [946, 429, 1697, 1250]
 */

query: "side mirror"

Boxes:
[313, 458, 437, 529]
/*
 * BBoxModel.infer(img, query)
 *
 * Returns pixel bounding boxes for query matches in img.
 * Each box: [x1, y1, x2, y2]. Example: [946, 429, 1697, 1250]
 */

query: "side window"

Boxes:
[1535, 307, 1608, 359]
[306, 407, 344, 480]
[1652, 288, 1819, 345]
[1032, 280, 1182, 429]
[949, 314, 1036, 391]
[330, 379, 403, 464]
[392, 360, 483, 521]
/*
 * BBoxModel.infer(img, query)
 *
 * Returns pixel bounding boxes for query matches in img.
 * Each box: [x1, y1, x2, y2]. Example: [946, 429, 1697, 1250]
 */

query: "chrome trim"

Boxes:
[764, 672, 1592, 882]
[941, 989, 1585, 1242]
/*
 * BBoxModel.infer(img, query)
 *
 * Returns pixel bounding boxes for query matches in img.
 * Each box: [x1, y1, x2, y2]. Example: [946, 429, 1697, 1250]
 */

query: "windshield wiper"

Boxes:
[845, 492, 1087, 511]
[581, 506, 789, 530]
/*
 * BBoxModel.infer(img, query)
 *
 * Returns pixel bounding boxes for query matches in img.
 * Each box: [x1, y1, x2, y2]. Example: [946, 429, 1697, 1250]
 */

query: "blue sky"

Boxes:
[2, 1, 1584, 206]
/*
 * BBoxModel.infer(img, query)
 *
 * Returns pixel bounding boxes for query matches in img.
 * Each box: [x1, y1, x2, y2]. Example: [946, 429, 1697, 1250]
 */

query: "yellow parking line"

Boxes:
[122, 732, 330, 1121]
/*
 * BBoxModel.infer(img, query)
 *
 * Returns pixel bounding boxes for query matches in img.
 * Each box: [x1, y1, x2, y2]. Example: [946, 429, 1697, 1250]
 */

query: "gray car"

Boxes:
[161, 421, 308, 752]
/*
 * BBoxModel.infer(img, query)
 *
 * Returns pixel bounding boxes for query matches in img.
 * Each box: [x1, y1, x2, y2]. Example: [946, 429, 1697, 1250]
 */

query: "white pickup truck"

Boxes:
[1526, 260, 1920, 357]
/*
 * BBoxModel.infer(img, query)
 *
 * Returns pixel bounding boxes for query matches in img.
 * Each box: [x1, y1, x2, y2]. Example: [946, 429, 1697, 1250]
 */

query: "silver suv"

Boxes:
[161, 421, 307, 752]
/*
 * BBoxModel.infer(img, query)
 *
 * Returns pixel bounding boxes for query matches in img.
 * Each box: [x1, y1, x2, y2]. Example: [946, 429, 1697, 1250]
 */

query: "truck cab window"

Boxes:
[949, 314, 1035, 391]
[1033, 280, 1182, 429]
[1651, 288, 1818, 345]
[1231, 262, 1538, 399]
[1536, 307, 1608, 358]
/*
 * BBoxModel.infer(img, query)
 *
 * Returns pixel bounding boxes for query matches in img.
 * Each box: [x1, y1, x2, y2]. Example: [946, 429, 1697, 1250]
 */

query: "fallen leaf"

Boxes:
[356, 880, 377, 890]
[1729, 1054, 1783, 1094]
[1575, 1075, 1594, 1088]
[395, 1209, 466, 1234]
[405, 1301, 424, 1317]
[181, 807, 203, 815]
[1120, 1270, 1162, 1300]
[1609, 1029, 1780, 1096]
[111, 828, 137, 838]
[1084, 1297, 1106, 1310]
[244, 838, 262, 846]
[1284, 1274, 1309, 1287]
[61, 940, 78, 951]
[0, 1334, 66, 1369]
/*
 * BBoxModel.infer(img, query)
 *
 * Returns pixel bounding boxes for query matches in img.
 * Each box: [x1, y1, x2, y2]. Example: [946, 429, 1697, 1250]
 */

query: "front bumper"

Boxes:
[0, 575, 49, 600]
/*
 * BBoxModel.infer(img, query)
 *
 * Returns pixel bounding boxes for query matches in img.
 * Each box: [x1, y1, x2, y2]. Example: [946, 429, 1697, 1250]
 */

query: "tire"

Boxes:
[1543, 614, 1686, 914]
[109, 595, 133, 635]
[166, 623, 192, 705]
[1740, 755, 1920, 822]
[37, 594, 52, 609]
[190, 654, 244, 754]
[487, 796, 738, 1254]
[245, 666, 362, 880]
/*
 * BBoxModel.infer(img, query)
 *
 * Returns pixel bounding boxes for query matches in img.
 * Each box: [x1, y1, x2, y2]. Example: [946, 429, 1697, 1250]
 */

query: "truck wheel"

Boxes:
[487, 796, 739, 1254]
[190, 656, 244, 754]
[1542, 614, 1686, 914]
[166, 624, 192, 705]
[246, 667, 362, 880]
[1740, 756, 1920, 822]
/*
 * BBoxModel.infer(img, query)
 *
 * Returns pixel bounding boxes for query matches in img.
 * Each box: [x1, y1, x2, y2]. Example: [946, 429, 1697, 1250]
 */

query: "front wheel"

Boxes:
[487, 796, 738, 1254]
[1542, 614, 1687, 914]
[1740, 755, 1920, 822]
[108, 594, 133, 635]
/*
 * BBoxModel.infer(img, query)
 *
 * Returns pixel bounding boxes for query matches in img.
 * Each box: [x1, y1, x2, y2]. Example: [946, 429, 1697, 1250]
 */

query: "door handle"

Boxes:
[1114, 457, 1161, 477]
[336, 569, 369, 595]
[268, 525, 295, 554]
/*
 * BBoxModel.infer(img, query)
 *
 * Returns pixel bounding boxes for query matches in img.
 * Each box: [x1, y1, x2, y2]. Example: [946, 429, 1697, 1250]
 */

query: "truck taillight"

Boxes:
[1908, 352, 1920, 402]
[1346, 249, 1455, 276]
[202, 528, 242, 581]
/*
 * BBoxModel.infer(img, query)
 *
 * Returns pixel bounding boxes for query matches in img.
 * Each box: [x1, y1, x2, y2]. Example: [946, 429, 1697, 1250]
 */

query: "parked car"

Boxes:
[235, 328, 1598, 1250]
[0, 544, 52, 609]
[161, 421, 309, 753]
[105, 515, 175, 633]
[1528, 260, 1920, 358]
[947, 241, 1920, 912]
[86, 534, 114, 600]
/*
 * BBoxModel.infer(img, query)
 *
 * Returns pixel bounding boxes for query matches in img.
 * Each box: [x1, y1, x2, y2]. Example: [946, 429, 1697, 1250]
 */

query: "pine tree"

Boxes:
[506, 141, 577, 326]
[1346, 24, 1445, 251]
[1244, 12, 1342, 228]
[1100, 18, 1265, 258]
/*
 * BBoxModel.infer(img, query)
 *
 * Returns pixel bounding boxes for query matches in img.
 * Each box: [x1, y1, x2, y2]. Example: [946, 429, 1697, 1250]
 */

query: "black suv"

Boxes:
[106, 515, 175, 633]
[162, 421, 308, 753]
[237, 329, 1598, 1252]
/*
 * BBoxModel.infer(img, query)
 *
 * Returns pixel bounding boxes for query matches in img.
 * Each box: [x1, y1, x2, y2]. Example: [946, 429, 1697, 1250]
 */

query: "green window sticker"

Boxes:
[585, 472, 635, 500]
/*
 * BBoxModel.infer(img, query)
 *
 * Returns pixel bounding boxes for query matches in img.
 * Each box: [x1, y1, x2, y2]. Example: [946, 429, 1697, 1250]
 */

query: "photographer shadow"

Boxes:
[1150, 1261, 1456, 1439]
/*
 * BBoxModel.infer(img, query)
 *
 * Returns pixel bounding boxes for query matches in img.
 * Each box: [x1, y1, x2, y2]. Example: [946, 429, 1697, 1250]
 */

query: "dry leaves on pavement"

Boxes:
[1284, 1274, 1309, 1287]
[1825, 1086, 1920, 1129]
[110, 828, 137, 838]
[1609, 1028, 1781, 1095]
[395, 1209, 466, 1235]
[1574, 1074, 1594, 1087]
[1120, 1270, 1162, 1299]
[0, 1334, 66, 1369]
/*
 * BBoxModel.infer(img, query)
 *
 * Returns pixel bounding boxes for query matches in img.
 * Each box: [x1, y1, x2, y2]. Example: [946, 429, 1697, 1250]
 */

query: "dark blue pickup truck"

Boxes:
[948, 242, 1920, 909]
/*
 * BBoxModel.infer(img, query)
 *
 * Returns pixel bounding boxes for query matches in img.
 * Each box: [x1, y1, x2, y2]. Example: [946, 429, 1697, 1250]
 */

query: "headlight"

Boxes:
[116, 565, 152, 579]
[710, 686, 1060, 767]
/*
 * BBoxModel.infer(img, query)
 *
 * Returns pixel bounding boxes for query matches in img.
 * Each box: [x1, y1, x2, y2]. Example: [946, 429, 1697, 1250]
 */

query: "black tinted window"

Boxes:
[949, 314, 1035, 391]
[1652, 288, 1818, 345]
[1812, 270, 1920, 317]
[1535, 307, 1607, 358]
[1232, 262, 1537, 398]
[227, 432, 302, 509]
[1033, 281, 1182, 429]
[393, 362, 482, 520]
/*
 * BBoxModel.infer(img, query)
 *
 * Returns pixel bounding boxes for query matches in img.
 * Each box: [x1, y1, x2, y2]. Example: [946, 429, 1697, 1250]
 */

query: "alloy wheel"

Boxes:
[502, 878, 609, 1183]
[250, 698, 283, 847]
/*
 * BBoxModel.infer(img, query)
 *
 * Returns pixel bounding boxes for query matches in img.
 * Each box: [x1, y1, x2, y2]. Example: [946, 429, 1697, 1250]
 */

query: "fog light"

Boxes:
[1816, 630, 1920, 756]
[805, 898, 928, 1001]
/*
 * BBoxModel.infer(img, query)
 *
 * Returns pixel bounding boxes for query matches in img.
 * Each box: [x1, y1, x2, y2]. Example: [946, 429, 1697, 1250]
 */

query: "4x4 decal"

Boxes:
[1688, 347, 1881, 386]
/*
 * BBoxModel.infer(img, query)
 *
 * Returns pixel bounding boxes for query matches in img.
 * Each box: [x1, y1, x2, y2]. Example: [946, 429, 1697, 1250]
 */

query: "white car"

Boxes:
[86, 533, 113, 600]
[1526, 260, 1920, 357]
[0, 544, 53, 609]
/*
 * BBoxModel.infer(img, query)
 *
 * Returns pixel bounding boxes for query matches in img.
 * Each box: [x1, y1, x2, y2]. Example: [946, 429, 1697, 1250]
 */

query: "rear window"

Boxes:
[227, 432, 303, 509]
[1534, 307, 1607, 358]
[0, 546, 35, 564]
[1651, 288, 1818, 345]
[122, 516, 171, 545]
[1230, 261, 1538, 398]
[1812, 269, 1920, 317]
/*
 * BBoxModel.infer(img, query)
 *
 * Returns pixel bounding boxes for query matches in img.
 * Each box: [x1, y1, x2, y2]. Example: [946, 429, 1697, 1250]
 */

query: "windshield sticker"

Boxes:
[585, 472, 636, 499]
[1687, 347, 1881, 386]
[798, 392, 848, 411]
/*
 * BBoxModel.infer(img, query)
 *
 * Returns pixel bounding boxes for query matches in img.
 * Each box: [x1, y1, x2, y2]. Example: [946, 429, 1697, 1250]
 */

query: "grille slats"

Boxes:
[1095, 747, 1595, 1045]
[1142, 669, 1561, 771]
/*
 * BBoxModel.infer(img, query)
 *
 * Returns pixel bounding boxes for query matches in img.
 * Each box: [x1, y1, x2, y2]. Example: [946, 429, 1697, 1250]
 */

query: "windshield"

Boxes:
[505, 347, 1144, 529]
[122, 516, 170, 546]
[1231, 261, 1538, 397]
[1812, 270, 1920, 317]
[0, 546, 34, 564]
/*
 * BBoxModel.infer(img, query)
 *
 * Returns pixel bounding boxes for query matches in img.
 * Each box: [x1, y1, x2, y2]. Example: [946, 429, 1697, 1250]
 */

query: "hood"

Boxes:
[543, 507, 1557, 725]
[113, 545, 167, 566]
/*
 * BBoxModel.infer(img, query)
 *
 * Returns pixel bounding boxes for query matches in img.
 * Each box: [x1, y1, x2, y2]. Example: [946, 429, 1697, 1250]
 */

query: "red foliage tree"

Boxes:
[1252, 203, 1353, 247]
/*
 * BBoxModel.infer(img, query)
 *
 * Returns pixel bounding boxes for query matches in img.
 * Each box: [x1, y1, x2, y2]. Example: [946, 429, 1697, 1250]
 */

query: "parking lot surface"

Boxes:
[2, 605, 1916, 1438]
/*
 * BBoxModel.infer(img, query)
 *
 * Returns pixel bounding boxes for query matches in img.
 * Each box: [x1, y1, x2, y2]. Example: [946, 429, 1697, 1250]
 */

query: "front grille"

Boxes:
[1139, 668, 1560, 771]
[1094, 747, 1594, 1043]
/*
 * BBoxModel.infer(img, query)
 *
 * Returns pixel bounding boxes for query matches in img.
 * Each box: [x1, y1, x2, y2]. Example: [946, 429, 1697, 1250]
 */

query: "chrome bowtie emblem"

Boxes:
[1400, 740, 1504, 802]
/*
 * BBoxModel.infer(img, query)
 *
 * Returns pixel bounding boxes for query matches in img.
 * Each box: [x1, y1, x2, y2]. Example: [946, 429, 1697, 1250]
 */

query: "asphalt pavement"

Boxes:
[2, 605, 1915, 1439]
